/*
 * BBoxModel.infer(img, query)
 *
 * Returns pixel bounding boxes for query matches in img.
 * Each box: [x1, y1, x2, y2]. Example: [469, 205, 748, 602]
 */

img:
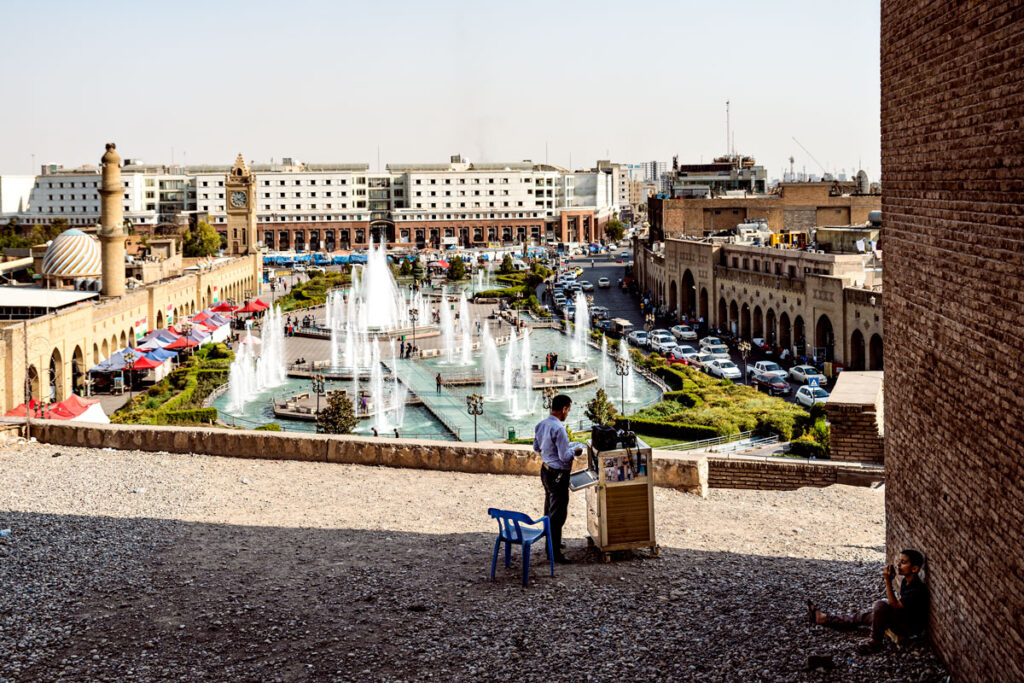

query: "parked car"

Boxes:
[579, 281, 595, 292]
[610, 318, 634, 339]
[707, 359, 743, 380]
[694, 351, 716, 371]
[747, 360, 788, 380]
[595, 319, 612, 332]
[750, 371, 792, 396]
[627, 330, 650, 348]
[795, 385, 830, 407]
[590, 306, 609, 319]
[619, 251, 630, 259]
[789, 365, 828, 385]
[699, 336, 724, 350]
[670, 324, 698, 341]
[649, 332, 677, 354]
[597, 277, 611, 288]
[705, 344, 731, 360]
[667, 345, 699, 365]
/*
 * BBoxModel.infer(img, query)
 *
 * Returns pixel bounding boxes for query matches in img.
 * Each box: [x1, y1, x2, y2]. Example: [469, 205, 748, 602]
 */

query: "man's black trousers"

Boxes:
[541, 465, 570, 555]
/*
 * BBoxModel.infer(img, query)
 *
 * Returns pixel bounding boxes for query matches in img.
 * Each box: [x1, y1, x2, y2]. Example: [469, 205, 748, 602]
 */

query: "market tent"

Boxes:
[211, 301, 238, 313]
[146, 348, 177, 362]
[164, 336, 199, 350]
[142, 329, 178, 343]
[428, 260, 450, 269]
[252, 299, 270, 310]
[4, 395, 110, 424]
[237, 301, 263, 313]
[138, 336, 176, 351]
[187, 329, 211, 344]
[192, 311, 212, 323]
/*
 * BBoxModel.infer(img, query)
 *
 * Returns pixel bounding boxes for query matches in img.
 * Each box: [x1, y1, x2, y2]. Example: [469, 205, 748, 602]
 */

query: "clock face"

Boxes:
[230, 191, 247, 208]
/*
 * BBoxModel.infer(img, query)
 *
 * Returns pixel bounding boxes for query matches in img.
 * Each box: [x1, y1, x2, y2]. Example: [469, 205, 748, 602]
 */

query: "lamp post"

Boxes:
[123, 348, 137, 405]
[409, 308, 419, 358]
[738, 340, 751, 383]
[645, 312, 655, 332]
[615, 356, 630, 417]
[312, 373, 325, 416]
[466, 393, 484, 442]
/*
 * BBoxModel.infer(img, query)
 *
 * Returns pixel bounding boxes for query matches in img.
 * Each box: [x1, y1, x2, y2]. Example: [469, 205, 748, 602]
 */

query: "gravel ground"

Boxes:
[0, 441, 947, 682]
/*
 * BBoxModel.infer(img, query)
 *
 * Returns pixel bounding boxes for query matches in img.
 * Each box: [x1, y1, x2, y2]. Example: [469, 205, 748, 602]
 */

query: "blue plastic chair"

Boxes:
[488, 508, 555, 587]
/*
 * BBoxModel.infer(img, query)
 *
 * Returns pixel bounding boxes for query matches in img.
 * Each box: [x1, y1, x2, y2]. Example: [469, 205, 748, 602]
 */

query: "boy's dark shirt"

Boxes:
[899, 577, 929, 634]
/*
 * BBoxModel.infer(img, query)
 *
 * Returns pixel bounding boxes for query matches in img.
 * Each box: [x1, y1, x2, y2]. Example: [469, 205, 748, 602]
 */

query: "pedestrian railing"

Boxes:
[658, 430, 757, 452]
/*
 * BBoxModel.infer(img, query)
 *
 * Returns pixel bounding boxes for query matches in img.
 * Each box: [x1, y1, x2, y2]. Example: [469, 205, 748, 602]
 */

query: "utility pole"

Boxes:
[23, 321, 30, 440]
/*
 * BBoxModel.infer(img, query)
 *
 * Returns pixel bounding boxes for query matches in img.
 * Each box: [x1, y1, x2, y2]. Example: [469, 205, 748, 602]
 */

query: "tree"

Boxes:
[410, 257, 425, 283]
[182, 220, 221, 257]
[316, 391, 359, 435]
[499, 253, 514, 274]
[447, 255, 466, 280]
[604, 217, 626, 243]
[585, 388, 619, 427]
[398, 257, 412, 277]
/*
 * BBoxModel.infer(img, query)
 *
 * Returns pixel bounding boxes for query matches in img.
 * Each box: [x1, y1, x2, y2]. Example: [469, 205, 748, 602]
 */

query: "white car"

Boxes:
[670, 344, 699, 360]
[705, 344, 731, 360]
[747, 360, 787, 379]
[700, 336, 724, 350]
[597, 277, 611, 288]
[649, 332, 677, 354]
[694, 352, 716, 371]
[579, 281, 595, 292]
[789, 365, 828, 385]
[627, 330, 649, 348]
[707, 359, 743, 380]
[795, 385, 830, 407]
[670, 324, 698, 341]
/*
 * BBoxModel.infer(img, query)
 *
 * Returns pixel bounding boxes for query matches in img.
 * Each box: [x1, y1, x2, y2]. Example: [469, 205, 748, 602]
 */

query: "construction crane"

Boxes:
[791, 137, 826, 175]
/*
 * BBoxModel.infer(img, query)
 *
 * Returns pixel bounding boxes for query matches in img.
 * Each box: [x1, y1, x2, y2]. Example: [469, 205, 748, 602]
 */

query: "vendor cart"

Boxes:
[571, 437, 658, 561]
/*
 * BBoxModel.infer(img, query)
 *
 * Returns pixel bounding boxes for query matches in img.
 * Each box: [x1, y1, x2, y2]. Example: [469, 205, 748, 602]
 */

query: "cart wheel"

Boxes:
[602, 552, 612, 563]
[650, 545, 661, 558]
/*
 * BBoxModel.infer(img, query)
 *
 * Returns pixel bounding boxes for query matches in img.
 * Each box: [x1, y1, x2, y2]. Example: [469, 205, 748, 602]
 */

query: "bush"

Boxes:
[158, 408, 218, 425]
[789, 436, 828, 459]
[613, 417, 722, 442]
[662, 390, 703, 408]
[254, 423, 282, 431]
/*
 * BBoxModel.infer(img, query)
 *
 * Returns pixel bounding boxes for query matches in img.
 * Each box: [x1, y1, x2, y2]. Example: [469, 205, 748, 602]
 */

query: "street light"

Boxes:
[123, 348, 137, 405]
[312, 373, 325, 415]
[737, 340, 751, 383]
[409, 308, 419, 358]
[615, 356, 630, 417]
[644, 312, 655, 332]
[466, 393, 484, 442]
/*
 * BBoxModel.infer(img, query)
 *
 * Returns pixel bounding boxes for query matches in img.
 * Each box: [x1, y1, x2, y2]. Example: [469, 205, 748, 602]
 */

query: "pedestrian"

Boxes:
[372, 427, 379, 438]
[394, 428, 400, 438]
[532, 394, 581, 564]
[400, 340, 405, 357]
[436, 373, 442, 394]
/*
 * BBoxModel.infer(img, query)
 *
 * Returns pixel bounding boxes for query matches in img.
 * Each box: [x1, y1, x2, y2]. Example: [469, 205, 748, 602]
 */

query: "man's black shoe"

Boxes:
[555, 555, 573, 565]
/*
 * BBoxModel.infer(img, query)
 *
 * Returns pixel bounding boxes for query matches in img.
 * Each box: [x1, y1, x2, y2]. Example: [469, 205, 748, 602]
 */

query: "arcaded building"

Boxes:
[0, 145, 261, 412]
[634, 237, 882, 369]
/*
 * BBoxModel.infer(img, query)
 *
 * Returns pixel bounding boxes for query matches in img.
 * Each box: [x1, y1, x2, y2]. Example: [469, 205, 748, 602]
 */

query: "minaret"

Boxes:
[98, 142, 126, 297]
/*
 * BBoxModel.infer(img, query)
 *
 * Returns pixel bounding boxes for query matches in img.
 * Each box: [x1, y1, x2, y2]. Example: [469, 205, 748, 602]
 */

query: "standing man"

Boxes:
[533, 394, 582, 564]
[436, 372, 443, 394]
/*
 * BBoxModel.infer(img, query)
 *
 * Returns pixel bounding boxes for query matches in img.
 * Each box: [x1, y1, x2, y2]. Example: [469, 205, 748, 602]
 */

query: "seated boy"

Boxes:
[808, 549, 928, 654]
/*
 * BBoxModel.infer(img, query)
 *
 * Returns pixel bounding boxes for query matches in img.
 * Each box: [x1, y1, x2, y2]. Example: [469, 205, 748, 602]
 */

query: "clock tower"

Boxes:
[224, 153, 257, 256]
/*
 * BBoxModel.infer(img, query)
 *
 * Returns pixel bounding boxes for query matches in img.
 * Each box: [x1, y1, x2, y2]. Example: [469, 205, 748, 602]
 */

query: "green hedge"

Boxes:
[788, 436, 828, 459]
[613, 417, 722, 442]
[157, 408, 218, 425]
[254, 423, 282, 431]
[662, 390, 703, 408]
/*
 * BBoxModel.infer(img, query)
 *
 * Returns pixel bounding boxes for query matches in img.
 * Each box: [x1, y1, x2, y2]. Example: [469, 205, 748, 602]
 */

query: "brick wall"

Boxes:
[707, 456, 883, 490]
[827, 403, 884, 464]
[881, 2, 1024, 681]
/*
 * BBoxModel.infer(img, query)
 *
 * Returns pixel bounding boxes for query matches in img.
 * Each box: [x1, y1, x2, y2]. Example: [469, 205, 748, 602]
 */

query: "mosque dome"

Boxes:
[41, 229, 102, 279]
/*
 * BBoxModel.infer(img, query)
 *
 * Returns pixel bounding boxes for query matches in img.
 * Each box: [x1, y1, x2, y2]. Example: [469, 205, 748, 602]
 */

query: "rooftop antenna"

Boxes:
[792, 137, 826, 175]
[725, 99, 731, 159]
[789, 156, 795, 179]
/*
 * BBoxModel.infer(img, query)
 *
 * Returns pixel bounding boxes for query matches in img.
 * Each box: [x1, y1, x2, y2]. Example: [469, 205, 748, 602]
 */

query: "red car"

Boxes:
[750, 371, 792, 396]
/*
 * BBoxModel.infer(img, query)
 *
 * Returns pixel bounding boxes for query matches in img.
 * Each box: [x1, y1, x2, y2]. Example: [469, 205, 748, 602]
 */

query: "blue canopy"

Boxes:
[294, 254, 312, 262]
[146, 348, 177, 362]
[332, 255, 350, 264]
[349, 254, 368, 264]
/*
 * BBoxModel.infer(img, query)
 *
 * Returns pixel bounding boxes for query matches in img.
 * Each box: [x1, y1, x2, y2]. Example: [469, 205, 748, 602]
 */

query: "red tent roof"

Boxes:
[237, 301, 263, 313]
[126, 354, 162, 370]
[253, 299, 270, 310]
[210, 302, 238, 312]
[4, 394, 100, 419]
[192, 311, 211, 323]
[164, 336, 199, 350]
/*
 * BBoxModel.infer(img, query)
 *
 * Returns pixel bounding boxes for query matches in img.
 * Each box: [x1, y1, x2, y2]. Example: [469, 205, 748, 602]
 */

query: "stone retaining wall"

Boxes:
[13, 420, 708, 497]
[708, 456, 883, 491]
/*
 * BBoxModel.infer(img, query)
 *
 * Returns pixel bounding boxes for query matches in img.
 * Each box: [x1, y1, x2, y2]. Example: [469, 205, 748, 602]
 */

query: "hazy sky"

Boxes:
[1, 0, 880, 180]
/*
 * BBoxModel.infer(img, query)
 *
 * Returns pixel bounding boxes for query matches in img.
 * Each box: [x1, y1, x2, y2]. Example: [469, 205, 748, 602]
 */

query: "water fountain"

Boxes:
[458, 292, 472, 365]
[618, 336, 637, 403]
[601, 336, 610, 389]
[439, 288, 455, 364]
[502, 329, 520, 416]
[224, 306, 286, 414]
[481, 321, 501, 401]
[571, 290, 590, 361]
